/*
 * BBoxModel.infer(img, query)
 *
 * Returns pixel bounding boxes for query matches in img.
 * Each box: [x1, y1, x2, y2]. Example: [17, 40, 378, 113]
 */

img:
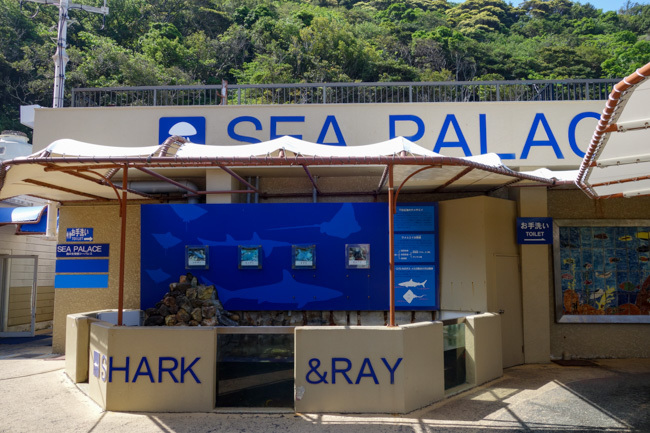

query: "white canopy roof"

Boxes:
[577, 63, 650, 198]
[1, 136, 562, 203]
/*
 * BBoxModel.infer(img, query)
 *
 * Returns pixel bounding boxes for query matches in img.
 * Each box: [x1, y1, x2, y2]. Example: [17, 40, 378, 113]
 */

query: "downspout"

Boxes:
[388, 165, 396, 327]
[118, 165, 128, 326]
[114, 180, 200, 204]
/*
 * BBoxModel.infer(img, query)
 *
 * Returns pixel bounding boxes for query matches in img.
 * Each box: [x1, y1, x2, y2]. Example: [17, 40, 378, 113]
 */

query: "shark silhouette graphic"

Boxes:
[209, 270, 342, 308]
[151, 232, 182, 249]
[398, 279, 427, 288]
[197, 232, 291, 258]
[269, 203, 361, 239]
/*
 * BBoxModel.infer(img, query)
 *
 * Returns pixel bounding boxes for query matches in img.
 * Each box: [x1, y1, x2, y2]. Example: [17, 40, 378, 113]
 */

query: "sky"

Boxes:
[573, 0, 649, 11]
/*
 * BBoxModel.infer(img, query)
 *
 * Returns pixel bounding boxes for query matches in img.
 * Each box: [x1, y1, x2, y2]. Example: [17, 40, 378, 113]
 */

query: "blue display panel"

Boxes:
[393, 204, 439, 310]
[141, 203, 391, 311]
[55, 259, 109, 273]
[55, 274, 109, 289]
[394, 234, 436, 262]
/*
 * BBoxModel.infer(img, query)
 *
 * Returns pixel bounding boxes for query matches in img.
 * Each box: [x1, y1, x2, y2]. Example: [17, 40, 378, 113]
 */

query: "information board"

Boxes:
[393, 204, 439, 310]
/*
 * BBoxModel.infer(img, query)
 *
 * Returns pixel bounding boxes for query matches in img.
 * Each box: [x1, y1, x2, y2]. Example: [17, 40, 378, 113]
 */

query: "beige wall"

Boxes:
[65, 313, 98, 382]
[1, 224, 56, 330]
[88, 322, 217, 412]
[548, 190, 650, 359]
[465, 313, 503, 385]
[7, 285, 54, 326]
[294, 322, 444, 413]
[66, 312, 502, 413]
[53, 204, 141, 353]
[33, 101, 604, 169]
[439, 196, 519, 313]
[517, 187, 552, 364]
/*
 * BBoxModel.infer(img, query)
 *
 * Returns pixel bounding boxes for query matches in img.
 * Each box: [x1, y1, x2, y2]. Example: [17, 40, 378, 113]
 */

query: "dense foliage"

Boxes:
[1, 0, 650, 133]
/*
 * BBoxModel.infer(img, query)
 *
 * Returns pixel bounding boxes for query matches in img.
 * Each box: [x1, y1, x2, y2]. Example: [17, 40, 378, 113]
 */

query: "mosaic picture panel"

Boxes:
[557, 225, 650, 319]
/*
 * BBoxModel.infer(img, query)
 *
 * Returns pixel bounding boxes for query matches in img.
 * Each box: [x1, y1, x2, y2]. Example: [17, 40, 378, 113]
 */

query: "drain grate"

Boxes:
[552, 359, 599, 367]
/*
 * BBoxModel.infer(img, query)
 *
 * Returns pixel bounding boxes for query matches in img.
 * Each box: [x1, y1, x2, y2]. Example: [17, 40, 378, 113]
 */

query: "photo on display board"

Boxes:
[292, 245, 316, 269]
[239, 245, 262, 269]
[346, 243, 370, 269]
[186, 245, 209, 269]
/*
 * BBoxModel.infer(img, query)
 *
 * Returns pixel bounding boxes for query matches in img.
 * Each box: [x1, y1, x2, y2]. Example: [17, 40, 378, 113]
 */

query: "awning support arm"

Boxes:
[302, 165, 322, 195]
[219, 165, 259, 193]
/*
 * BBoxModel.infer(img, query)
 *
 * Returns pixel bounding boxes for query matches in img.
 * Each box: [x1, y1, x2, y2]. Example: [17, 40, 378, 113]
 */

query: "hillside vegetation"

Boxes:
[1, 0, 650, 132]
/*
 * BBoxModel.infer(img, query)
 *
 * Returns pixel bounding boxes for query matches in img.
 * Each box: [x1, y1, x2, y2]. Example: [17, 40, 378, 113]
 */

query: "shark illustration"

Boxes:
[211, 270, 342, 308]
[151, 232, 182, 249]
[398, 279, 427, 288]
[269, 203, 361, 239]
[197, 232, 291, 258]
[403, 289, 425, 304]
[145, 268, 171, 284]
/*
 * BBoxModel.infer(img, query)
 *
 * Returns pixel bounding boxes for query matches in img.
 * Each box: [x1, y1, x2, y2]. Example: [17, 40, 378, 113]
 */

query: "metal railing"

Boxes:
[70, 79, 620, 108]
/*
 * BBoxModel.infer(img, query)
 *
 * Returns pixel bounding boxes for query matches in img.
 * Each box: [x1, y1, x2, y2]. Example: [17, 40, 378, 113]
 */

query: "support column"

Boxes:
[206, 170, 235, 204]
[517, 187, 551, 363]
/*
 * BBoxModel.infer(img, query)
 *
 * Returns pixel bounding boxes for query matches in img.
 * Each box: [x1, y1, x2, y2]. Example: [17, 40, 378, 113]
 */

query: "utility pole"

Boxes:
[21, 0, 109, 108]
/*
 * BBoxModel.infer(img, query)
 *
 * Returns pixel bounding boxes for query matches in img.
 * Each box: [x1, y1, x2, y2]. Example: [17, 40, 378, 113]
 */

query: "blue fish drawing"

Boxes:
[269, 203, 361, 239]
[171, 204, 207, 223]
[197, 232, 290, 258]
[146, 268, 171, 284]
[152, 232, 182, 249]
[215, 270, 342, 308]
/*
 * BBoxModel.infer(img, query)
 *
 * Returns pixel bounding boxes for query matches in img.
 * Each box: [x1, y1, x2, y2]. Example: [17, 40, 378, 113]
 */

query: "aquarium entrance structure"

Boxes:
[577, 62, 650, 199]
[0, 136, 560, 325]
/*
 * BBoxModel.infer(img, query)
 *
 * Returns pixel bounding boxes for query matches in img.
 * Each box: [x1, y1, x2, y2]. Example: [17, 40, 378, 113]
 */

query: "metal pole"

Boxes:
[52, 0, 69, 108]
[117, 165, 128, 326]
[388, 165, 396, 327]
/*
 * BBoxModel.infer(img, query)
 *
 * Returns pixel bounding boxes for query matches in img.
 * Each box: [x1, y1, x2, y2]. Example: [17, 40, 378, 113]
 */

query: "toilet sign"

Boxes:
[517, 217, 553, 244]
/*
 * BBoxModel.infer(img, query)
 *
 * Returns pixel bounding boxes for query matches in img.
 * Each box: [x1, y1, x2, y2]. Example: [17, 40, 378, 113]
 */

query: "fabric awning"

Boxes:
[0, 205, 47, 234]
[0, 205, 46, 224]
[1, 136, 564, 203]
[577, 62, 650, 198]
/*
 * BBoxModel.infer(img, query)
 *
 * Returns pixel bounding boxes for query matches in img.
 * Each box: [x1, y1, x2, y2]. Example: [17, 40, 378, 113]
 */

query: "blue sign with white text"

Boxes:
[517, 217, 553, 244]
[66, 227, 94, 242]
[392, 204, 439, 310]
[159, 116, 206, 144]
[56, 243, 110, 257]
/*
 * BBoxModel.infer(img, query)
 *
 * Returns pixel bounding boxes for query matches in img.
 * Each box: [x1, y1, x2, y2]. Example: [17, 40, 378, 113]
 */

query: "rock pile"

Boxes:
[144, 274, 238, 327]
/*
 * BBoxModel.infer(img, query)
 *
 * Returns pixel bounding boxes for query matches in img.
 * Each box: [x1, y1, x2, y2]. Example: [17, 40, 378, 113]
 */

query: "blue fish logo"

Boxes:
[197, 232, 290, 258]
[152, 232, 182, 249]
[270, 203, 361, 239]
[211, 270, 342, 308]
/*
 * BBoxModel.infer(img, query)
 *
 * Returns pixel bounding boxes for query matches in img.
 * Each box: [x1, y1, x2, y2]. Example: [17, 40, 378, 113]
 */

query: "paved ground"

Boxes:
[1, 334, 649, 433]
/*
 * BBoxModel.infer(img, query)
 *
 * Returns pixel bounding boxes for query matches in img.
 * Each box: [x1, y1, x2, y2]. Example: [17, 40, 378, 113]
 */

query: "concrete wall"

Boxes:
[65, 313, 98, 382]
[68, 312, 502, 413]
[465, 313, 503, 386]
[548, 190, 650, 359]
[88, 322, 217, 412]
[53, 204, 141, 353]
[294, 322, 444, 414]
